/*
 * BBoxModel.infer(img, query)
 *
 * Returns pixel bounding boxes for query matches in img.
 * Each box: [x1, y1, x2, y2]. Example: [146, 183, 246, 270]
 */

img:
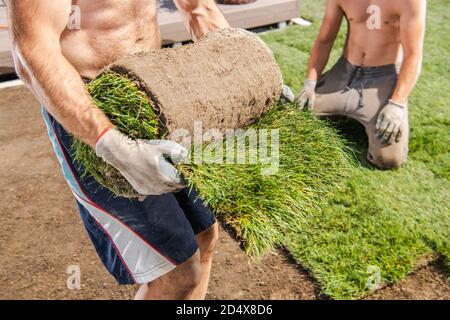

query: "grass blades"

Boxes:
[261, 0, 450, 298]
[73, 71, 160, 198]
[181, 107, 356, 257]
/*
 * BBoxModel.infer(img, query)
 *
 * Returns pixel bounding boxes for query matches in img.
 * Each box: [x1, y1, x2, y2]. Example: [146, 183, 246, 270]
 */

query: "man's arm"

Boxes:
[7, 0, 112, 147]
[375, 1, 426, 144]
[390, 0, 426, 104]
[173, 0, 230, 41]
[305, 0, 344, 81]
[296, 0, 343, 109]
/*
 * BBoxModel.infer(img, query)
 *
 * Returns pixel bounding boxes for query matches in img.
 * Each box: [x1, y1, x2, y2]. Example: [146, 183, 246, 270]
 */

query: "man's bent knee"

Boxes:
[368, 152, 407, 170]
[172, 251, 203, 293]
[196, 223, 219, 262]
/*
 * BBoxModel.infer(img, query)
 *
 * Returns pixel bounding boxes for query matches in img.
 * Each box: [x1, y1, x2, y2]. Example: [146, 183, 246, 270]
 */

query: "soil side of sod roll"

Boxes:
[107, 28, 283, 137]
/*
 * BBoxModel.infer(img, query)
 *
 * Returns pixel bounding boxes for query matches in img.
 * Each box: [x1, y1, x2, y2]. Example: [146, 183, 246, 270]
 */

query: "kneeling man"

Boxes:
[297, 0, 426, 169]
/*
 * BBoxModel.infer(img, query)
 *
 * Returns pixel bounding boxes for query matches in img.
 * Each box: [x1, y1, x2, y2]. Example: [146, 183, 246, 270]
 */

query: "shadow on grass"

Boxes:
[321, 116, 375, 169]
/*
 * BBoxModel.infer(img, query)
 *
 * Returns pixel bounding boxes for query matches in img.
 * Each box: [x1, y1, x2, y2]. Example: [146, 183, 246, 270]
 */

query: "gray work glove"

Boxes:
[281, 85, 295, 103]
[376, 100, 407, 144]
[95, 128, 188, 196]
[296, 79, 317, 110]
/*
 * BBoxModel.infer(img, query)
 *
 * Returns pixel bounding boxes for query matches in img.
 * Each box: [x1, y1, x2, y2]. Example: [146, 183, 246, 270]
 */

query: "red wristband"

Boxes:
[95, 125, 114, 145]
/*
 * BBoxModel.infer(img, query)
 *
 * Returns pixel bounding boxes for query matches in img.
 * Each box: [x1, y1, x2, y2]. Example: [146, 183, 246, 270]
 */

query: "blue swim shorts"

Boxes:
[42, 107, 216, 285]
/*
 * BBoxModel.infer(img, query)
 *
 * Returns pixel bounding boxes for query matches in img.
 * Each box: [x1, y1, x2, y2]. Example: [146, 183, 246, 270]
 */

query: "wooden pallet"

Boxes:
[159, 0, 300, 44]
[0, 0, 300, 78]
[0, 3, 13, 79]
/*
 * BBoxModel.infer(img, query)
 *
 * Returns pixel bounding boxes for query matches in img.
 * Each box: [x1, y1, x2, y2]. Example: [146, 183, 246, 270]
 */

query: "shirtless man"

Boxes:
[6, 0, 230, 300]
[297, 0, 426, 169]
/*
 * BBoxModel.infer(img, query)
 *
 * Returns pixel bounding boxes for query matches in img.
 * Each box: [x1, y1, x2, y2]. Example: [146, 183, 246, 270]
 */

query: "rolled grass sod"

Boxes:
[74, 28, 283, 198]
[75, 70, 356, 258]
[108, 28, 283, 137]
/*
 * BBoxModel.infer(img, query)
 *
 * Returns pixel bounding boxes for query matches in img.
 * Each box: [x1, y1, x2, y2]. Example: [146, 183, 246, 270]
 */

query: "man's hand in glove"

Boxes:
[281, 85, 295, 103]
[376, 100, 407, 145]
[95, 128, 188, 196]
[296, 79, 317, 110]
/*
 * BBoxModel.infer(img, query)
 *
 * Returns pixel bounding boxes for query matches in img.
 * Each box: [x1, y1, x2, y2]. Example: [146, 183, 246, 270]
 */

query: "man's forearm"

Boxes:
[391, 54, 422, 104]
[306, 40, 334, 81]
[174, 0, 230, 41]
[14, 43, 112, 147]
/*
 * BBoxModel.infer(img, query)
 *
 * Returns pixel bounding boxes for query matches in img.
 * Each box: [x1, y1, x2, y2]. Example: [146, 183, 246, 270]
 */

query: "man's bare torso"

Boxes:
[340, 0, 404, 66]
[62, 0, 160, 78]
[60, 0, 406, 76]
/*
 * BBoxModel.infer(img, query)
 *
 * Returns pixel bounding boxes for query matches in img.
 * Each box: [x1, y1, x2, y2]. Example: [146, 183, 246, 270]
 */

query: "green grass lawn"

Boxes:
[264, 0, 450, 298]
[192, 0, 449, 299]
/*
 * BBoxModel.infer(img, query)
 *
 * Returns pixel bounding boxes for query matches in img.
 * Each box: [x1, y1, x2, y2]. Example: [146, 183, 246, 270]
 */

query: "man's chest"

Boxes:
[70, 0, 154, 18]
[339, 0, 400, 25]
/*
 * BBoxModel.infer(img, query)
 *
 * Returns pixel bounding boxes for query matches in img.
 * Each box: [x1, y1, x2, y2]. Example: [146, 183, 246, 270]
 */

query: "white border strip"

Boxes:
[291, 18, 312, 27]
[0, 79, 23, 90]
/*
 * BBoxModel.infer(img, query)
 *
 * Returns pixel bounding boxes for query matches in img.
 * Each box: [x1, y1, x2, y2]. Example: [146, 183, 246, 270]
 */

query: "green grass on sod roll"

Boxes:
[73, 71, 161, 198]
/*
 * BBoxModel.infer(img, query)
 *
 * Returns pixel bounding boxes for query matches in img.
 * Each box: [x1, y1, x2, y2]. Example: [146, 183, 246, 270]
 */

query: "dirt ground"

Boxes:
[0, 86, 448, 300]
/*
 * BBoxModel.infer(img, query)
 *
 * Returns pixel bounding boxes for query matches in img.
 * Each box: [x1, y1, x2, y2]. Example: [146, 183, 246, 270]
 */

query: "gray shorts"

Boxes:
[314, 57, 408, 169]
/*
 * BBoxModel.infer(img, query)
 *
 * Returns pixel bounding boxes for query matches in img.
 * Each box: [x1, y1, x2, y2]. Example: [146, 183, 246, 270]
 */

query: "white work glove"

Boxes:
[281, 85, 295, 103]
[376, 100, 407, 145]
[296, 79, 317, 110]
[95, 128, 188, 196]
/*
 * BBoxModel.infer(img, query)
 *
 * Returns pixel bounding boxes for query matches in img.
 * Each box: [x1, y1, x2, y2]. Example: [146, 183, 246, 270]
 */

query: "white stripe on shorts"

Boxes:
[73, 190, 176, 284]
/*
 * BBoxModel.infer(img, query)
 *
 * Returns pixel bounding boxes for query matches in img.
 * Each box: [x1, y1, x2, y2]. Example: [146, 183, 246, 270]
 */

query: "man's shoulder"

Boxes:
[396, 0, 425, 14]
